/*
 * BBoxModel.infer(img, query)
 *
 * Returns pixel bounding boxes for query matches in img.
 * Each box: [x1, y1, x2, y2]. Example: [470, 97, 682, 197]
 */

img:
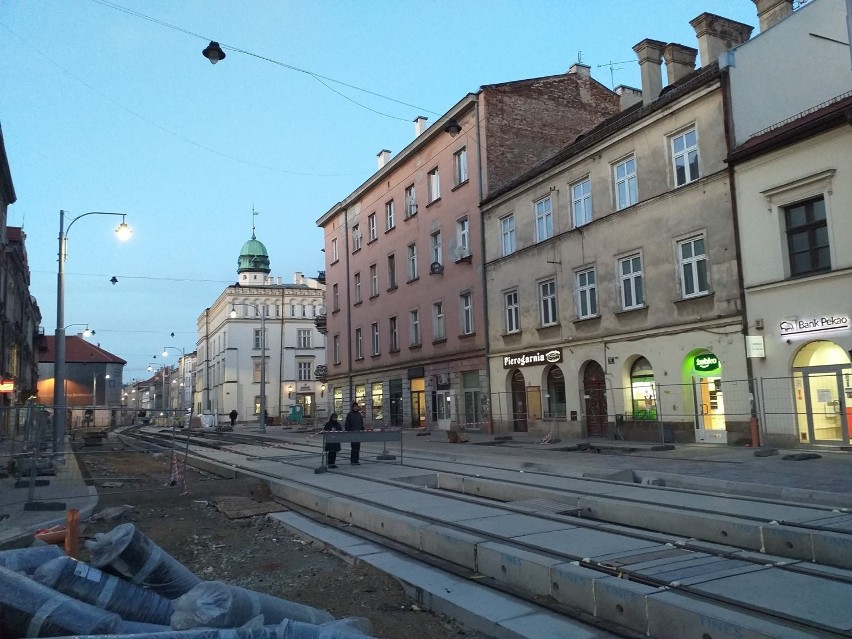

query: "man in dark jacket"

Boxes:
[344, 401, 364, 465]
[323, 413, 342, 468]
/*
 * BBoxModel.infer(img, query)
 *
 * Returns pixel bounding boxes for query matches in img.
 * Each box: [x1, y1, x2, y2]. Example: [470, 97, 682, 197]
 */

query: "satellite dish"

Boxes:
[429, 261, 444, 275]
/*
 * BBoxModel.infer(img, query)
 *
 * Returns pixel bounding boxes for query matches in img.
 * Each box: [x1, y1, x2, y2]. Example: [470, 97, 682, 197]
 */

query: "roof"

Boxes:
[728, 91, 852, 163]
[483, 62, 722, 205]
[40, 335, 127, 365]
[0, 123, 16, 206]
[237, 236, 271, 274]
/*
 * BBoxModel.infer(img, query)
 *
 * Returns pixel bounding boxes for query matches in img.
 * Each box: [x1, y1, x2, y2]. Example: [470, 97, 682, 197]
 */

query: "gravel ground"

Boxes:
[76, 442, 487, 639]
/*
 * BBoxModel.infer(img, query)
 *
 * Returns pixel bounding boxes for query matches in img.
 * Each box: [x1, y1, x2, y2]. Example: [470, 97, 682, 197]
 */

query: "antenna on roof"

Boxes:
[597, 59, 637, 89]
[251, 205, 260, 239]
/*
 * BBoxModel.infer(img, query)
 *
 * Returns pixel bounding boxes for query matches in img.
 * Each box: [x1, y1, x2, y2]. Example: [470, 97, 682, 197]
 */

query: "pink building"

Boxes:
[316, 67, 619, 431]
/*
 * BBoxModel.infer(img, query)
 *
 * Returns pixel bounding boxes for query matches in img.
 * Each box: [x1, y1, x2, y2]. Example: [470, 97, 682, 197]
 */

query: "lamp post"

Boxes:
[162, 346, 186, 412]
[230, 303, 266, 433]
[54, 210, 131, 452]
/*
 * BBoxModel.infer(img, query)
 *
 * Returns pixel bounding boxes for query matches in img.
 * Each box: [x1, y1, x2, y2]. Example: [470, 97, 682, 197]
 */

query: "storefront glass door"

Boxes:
[796, 367, 849, 444]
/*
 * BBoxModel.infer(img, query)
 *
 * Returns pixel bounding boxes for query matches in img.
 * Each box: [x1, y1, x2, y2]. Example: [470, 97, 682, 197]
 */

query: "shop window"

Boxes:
[630, 357, 657, 420]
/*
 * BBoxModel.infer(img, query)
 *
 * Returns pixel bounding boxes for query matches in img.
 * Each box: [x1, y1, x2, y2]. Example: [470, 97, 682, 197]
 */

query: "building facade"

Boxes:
[194, 234, 326, 425]
[481, 15, 755, 443]
[317, 70, 621, 430]
[727, 0, 852, 447]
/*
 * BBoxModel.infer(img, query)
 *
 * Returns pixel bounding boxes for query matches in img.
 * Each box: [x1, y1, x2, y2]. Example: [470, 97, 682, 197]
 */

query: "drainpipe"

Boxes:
[204, 308, 211, 412]
[342, 209, 354, 405]
[278, 287, 285, 415]
[721, 69, 760, 448]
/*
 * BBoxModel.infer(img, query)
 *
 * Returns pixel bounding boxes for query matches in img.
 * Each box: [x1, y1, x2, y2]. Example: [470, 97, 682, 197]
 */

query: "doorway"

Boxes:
[510, 369, 527, 432]
[410, 377, 426, 428]
[793, 341, 852, 445]
[583, 361, 608, 438]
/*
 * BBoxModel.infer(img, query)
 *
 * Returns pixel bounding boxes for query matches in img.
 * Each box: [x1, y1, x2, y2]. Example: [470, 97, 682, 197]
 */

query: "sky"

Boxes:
[0, 0, 760, 382]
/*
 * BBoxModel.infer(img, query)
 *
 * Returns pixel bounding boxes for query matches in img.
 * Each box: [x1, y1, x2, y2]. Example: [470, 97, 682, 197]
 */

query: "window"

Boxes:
[534, 196, 553, 242]
[571, 177, 592, 227]
[619, 255, 644, 310]
[371, 382, 384, 421]
[431, 231, 442, 265]
[539, 279, 557, 326]
[505, 290, 520, 333]
[454, 147, 468, 186]
[352, 224, 361, 251]
[457, 217, 469, 257]
[387, 254, 397, 289]
[615, 156, 638, 210]
[297, 329, 312, 348]
[428, 167, 440, 202]
[460, 292, 473, 335]
[501, 214, 516, 256]
[331, 238, 339, 263]
[298, 361, 312, 381]
[678, 236, 708, 298]
[385, 200, 395, 230]
[409, 309, 420, 346]
[785, 197, 829, 276]
[672, 128, 699, 187]
[333, 335, 340, 364]
[369, 264, 378, 297]
[353, 272, 362, 304]
[433, 301, 445, 341]
[332, 283, 339, 312]
[389, 316, 398, 351]
[301, 303, 306, 317]
[354, 327, 363, 359]
[371, 322, 380, 356]
[368, 213, 377, 242]
[253, 328, 265, 349]
[576, 268, 597, 318]
[407, 243, 418, 280]
[253, 361, 263, 383]
[405, 185, 417, 218]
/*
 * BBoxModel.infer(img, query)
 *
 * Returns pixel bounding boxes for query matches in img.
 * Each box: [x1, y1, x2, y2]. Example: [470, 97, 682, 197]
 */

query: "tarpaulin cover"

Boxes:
[0, 545, 64, 574]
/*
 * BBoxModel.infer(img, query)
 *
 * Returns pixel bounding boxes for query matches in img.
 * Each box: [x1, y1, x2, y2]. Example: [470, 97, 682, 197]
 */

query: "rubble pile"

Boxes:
[0, 522, 375, 639]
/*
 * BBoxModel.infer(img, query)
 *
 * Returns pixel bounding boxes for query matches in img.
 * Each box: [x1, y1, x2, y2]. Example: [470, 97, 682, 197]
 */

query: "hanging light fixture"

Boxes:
[202, 41, 226, 64]
[443, 118, 462, 137]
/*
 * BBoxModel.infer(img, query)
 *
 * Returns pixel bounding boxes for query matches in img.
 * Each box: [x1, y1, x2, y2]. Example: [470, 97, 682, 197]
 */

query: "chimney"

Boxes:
[377, 149, 391, 169]
[690, 13, 754, 67]
[414, 116, 428, 136]
[615, 85, 643, 110]
[632, 39, 667, 105]
[663, 43, 698, 85]
[753, 0, 793, 32]
[568, 63, 591, 77]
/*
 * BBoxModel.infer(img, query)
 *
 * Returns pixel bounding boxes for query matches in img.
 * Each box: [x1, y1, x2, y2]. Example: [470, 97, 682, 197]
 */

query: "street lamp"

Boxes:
[65, 323, 94, 338]
[54, 210, 131, 453]
[230, 303, 267, 433]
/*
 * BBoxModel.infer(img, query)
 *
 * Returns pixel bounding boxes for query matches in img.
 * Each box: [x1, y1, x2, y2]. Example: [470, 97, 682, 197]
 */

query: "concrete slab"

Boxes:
[593, 575, 661, 634]
[812, 530, 852, 570]
[549, 561, 606, 615]
[476, 541, 563, 595]
[419, 524, 483, 569]
[459, 513, 576, 538]
[324, 499, 427, 549]
[515, 528, 661, 562]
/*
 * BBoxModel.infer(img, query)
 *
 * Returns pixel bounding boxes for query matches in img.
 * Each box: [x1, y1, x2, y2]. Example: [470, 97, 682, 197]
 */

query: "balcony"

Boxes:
[314, 313, 327, 335]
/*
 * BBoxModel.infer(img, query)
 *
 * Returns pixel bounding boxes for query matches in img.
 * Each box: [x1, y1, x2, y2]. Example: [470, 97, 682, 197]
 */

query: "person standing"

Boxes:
[229, 409, 238, 428]
[322, 412, 342, 468]
[344, 401, 364, 465]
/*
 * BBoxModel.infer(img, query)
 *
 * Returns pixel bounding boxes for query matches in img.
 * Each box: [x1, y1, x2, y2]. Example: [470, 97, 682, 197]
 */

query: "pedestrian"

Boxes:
[229, 409, 238, 428]
[323, 412, 342, 468]
[344, 401, 364, 465]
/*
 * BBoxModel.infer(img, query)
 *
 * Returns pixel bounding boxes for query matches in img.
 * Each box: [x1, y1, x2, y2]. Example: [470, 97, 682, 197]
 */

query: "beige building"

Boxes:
[481, 16, 757, 443]
[317, 71, 620, 430]
[728, 0, 852, 447]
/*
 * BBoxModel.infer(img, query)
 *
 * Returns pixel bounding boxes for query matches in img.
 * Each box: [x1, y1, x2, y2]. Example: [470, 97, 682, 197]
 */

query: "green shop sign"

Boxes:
[693, 353, 720, 373]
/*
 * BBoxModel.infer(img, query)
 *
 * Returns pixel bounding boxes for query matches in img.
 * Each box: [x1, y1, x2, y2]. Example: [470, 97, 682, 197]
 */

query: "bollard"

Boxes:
[65, 508, 80, 558]
[750, 415, 760, 448]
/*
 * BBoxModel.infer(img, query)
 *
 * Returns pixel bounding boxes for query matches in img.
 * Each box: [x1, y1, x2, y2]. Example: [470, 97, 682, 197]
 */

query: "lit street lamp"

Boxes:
[54, 210, 131, 453]
[230, 303, 267, 433]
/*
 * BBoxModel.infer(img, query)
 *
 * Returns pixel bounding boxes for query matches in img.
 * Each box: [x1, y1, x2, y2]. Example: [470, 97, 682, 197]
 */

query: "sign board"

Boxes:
[503, 348, 562, 369]
[693, 354, 720, 373]
[780, 315, 849, 337]
[0, 380, 14, 393]
[746, 336, 765, 358]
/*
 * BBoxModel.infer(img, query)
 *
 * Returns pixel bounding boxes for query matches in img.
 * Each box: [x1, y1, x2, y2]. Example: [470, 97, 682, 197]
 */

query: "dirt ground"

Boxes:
[76, 441, 487, 639]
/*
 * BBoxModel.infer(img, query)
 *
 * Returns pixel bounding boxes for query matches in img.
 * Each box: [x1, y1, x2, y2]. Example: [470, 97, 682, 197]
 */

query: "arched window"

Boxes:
[545, 366, 566, 418]
[630, 357, 656, 420]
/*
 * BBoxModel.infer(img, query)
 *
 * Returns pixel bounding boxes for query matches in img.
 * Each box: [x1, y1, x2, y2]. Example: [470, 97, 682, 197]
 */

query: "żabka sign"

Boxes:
[694, 354, 720, 373]
[779, 316, 849, 337]
[503, 348, 562, 369]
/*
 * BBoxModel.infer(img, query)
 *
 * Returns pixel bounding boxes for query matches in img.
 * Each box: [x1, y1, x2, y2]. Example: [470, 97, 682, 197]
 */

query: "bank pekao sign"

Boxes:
[779, 315, 849, 337]
[503, 348, 562, 369]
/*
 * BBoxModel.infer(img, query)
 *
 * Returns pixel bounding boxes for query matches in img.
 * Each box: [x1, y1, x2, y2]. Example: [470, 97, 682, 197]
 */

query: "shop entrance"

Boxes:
[510, 369, 527, 432]
[583, 361, 608, 438]
[410, 377, 426, 428]
[793, 341, 852, 445]
[686, 351, 727, 443]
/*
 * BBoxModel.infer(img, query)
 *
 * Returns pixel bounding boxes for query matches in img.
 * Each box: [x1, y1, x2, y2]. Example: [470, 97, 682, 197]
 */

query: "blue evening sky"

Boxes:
[0, 0, 758, 381]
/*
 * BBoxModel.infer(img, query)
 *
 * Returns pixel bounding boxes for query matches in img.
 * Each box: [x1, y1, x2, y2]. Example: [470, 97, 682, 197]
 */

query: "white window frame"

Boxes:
[352, 223, 362, 251]
[407, 243, 418, 280]
[457, 217, 469, 256]
[367, 213, 377, 241]
[576, 268, 598, 319]
[571, 177, 592, 227]
[672, 128, 699, 187]
[353, 272, 362, 303]
[534, 196, 553, 242]
[615, 156, 638, 210]
[331, 238, 339, 263]
[369, 264, 378, 297]
[539, 279, 558, 327]
[428, 167, 440, 202]
[389, 316, 398, 351]
[409, 309, 420, 346]
[354, 327, 363, 359]
[678, 235, 709, 298]
[431, 231, 442, 265]
[504, 290, 520, 333]
[454, 147, 468, 185]
[501, 214, 516, 256]
[371, 322, 380, 356]
[385, 200, 395, 230]
[253, 329, 265, 349]
[297, 361, 311, 381]
[332, 283, 339, 312]
[433, 301, 445, 341]
[333, 335, 340, 364]
[297, 329, 311, 348]
[405, 185, 417, 218]
[460, 292, 473, 335]
[619, 254, 644, 310]
[387, 253, 397, 289]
